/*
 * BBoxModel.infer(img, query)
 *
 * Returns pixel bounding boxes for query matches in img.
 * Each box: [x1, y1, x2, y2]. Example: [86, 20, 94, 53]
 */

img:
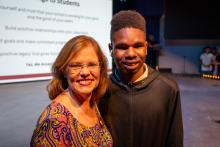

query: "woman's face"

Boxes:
[65, 45, 100, 99]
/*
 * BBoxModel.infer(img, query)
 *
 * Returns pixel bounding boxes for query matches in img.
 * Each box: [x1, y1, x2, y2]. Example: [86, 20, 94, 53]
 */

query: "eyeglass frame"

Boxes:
[67, 62, 102, 74]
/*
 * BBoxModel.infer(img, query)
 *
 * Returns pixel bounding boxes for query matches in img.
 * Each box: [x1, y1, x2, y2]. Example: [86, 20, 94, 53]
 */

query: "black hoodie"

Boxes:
[99, 66, 183, 147]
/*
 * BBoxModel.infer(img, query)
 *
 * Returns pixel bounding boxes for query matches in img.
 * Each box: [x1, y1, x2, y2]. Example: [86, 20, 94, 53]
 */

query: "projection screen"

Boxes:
[0, 0, 112, 84]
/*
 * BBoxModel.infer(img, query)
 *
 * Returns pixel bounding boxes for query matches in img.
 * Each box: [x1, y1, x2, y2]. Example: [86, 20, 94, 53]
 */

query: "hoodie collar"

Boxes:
[111, 64, 160, 89]
[134, 64, 148, 83]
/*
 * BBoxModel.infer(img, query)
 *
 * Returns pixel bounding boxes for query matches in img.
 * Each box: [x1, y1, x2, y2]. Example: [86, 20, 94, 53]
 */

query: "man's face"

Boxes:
[110, 28, 147, 81]
[205, 48, 211, 53]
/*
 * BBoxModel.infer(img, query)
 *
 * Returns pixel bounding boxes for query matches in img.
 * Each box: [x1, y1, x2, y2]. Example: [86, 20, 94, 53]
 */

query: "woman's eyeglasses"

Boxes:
[68, 62, 101, 73]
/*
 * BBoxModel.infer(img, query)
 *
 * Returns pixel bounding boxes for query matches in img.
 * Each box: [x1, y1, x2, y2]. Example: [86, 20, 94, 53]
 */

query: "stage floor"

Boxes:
[0, 74, 220, 147]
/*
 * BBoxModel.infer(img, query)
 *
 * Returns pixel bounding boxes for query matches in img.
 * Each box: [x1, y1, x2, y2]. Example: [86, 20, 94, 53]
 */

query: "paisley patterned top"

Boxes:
[31, 101, 113, 147]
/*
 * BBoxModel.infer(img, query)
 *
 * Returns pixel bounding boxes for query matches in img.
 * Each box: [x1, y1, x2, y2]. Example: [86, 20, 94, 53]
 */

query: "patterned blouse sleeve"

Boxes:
[30, 106, 73, 146]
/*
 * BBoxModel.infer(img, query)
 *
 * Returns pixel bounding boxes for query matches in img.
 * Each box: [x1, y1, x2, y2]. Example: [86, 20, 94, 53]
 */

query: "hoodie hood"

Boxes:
[110, 65, 160, 91]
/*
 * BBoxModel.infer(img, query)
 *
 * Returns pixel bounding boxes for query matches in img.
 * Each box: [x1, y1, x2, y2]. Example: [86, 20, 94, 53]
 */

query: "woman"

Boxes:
[31, 35, 112, 146]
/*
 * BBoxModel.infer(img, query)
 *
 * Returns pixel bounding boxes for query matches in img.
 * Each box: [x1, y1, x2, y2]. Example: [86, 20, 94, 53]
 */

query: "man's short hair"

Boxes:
[110, 10, 146, 41]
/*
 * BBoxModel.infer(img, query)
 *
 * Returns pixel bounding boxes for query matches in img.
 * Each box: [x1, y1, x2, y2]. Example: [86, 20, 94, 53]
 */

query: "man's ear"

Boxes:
[109, 43, 113, 57]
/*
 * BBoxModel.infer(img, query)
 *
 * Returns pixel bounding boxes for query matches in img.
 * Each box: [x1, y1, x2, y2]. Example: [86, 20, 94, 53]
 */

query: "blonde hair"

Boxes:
[47, 35, 108, 102]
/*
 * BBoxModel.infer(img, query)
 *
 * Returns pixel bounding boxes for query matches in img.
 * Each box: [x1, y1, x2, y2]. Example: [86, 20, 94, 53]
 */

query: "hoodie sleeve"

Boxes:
[166, 88, 184, 147]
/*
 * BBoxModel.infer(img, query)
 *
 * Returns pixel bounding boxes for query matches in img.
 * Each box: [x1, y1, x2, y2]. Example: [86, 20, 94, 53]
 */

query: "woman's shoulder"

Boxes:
[31, 101, 74, 147]
[36, 101, 70, 125]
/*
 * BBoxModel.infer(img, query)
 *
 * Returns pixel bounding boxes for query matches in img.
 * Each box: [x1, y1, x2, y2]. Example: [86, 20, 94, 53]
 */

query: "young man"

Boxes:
[200, 46, 214, 75]
[99, 10, 183, 147]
